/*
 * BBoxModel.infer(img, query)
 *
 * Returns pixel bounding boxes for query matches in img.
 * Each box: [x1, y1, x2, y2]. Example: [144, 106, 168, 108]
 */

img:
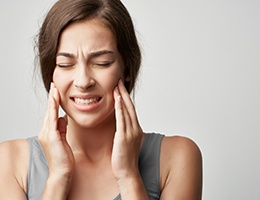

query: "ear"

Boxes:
[124, 75, 130, 82]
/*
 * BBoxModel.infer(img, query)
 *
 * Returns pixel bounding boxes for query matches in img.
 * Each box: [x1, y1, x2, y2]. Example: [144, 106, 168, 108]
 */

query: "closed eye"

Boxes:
[94, 61, 114, 67]
[57, 64, 74, 68]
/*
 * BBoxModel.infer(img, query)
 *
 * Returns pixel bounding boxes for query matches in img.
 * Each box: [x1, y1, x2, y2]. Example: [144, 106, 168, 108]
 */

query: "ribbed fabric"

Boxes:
[27, 136, 48, 200]
[26, 133, 164, 200]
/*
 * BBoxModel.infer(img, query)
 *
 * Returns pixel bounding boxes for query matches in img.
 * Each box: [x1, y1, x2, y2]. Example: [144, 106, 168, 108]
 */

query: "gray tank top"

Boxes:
[26, 133, 164, 200]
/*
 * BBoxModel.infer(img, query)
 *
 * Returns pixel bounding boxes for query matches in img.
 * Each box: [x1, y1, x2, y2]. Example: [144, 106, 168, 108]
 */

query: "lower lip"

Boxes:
[71, 98, 102, 112]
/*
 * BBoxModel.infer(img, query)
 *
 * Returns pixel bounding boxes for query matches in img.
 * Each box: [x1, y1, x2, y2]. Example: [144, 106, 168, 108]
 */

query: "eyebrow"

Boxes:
[89, 50, 114, 58]
[56, 52, 75, 58]
[56, 50, 114, 58]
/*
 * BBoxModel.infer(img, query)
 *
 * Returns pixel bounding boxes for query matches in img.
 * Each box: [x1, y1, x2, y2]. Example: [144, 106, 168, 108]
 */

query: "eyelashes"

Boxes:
[94, 61, 114, 67]
[56, 61, 114, 68]
[57, 64, 73, 68]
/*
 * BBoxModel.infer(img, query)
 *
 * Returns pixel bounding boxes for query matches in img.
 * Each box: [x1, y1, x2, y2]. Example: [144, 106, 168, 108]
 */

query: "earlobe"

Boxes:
[124, 76, 130, 82]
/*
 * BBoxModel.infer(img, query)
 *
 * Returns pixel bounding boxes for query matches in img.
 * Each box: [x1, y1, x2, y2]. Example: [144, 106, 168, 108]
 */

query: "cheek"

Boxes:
[52, 69, 69, 98]
[102, 69, 123, 91]
[52, 69, 62, 89]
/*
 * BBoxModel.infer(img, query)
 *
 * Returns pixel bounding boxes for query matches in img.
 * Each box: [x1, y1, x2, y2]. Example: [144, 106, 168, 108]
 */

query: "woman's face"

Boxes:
[53, 19, 125, 128]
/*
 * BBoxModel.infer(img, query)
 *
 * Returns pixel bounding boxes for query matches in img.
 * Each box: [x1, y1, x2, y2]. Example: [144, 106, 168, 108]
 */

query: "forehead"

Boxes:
[58, 19, 117, 53]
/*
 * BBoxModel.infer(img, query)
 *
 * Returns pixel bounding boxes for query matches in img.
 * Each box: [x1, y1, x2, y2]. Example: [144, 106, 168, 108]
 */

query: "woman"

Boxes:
[0, 0, 202, 199]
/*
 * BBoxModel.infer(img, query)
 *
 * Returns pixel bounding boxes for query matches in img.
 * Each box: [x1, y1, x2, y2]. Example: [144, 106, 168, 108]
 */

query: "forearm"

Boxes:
[118, 174, 149, 200]
[41, 175, 71, 200]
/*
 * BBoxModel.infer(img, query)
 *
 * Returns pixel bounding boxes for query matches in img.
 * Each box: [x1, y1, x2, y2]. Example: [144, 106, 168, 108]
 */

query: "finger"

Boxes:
[120, 96, 133, 130]
[48, 83, 59, 131]
[51, 82, 60, 104]
[39, 85, 58, 139]
[114, 87, 125, 132]
[118, 80, 139, 127]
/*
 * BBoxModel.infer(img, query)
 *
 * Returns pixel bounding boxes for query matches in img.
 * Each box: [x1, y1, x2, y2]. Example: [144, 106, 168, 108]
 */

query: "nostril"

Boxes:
[73, 77, 95, 90]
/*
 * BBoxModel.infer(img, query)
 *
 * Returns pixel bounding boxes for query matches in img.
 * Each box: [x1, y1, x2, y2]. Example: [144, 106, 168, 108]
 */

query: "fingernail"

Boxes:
[50, 82, 54, 90]
[49, 83, 53, 95]
[115, 86, 119, 93]
[49, 82, 53, 93]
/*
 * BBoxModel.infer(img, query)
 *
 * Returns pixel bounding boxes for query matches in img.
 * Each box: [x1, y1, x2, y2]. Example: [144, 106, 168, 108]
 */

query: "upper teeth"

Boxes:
[74, 98, 100, 105]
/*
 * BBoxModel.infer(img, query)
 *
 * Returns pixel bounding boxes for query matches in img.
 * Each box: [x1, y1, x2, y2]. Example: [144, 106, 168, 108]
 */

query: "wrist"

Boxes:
[41, 175, 72, 200]
[47, 173, 72, 186]
[117, 173, 149, 200]
[47, 172, 73, 193]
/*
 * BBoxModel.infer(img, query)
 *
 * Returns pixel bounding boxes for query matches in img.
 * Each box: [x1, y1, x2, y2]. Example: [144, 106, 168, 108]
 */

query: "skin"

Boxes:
[0, 19, 202, 200]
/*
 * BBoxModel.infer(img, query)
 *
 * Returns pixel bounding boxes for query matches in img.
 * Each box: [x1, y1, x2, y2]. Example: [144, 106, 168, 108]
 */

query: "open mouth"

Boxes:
[73, 97, 102, 105]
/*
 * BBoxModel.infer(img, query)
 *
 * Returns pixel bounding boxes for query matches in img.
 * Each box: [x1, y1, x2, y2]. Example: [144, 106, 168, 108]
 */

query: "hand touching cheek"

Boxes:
[111, 80, 144, 181]
[38, 83, 74, 180]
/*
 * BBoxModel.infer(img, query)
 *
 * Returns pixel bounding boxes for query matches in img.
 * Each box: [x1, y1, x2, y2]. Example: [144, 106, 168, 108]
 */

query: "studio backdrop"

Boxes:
[0, 0, 259, 199]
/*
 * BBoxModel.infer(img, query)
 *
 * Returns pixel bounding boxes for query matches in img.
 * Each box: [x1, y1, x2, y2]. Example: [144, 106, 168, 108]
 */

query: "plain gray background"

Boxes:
[0, 0, 259, 199]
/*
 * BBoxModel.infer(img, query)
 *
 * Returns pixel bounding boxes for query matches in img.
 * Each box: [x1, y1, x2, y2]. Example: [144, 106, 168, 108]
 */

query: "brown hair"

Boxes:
[37, 0, 141, 93]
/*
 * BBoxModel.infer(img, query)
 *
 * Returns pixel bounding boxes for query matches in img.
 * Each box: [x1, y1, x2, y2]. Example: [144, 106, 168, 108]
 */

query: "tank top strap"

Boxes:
[138, 132, 165, 199]
[27, 136, 48, 200]
[114, 133, 164, 200]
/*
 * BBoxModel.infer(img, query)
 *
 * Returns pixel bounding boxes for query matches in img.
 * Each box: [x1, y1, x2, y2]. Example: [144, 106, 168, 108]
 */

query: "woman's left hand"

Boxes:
[111, 79, 143, 182]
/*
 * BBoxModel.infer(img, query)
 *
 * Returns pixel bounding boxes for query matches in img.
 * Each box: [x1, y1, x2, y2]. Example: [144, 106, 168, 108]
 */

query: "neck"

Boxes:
[66, 115, 116, 163]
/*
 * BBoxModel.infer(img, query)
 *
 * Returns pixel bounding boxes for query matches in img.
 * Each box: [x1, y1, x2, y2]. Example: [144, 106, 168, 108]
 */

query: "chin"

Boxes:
[67, 110, 116, 130]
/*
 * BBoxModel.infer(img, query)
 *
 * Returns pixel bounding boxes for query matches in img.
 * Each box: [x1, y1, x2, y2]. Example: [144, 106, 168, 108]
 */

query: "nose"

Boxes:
[73, 63, 95, 90]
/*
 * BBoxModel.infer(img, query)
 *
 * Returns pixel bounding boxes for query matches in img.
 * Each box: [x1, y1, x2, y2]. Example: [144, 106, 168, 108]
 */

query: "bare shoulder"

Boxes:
[0, 139, 29, 162]
[161, 135, 202, 160]
[160, 136, 203, 200]
[0, 139, 29, 199]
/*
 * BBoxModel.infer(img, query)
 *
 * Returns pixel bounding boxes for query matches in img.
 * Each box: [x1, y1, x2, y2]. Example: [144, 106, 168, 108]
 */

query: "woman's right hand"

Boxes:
[38, 83, 74, 190]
